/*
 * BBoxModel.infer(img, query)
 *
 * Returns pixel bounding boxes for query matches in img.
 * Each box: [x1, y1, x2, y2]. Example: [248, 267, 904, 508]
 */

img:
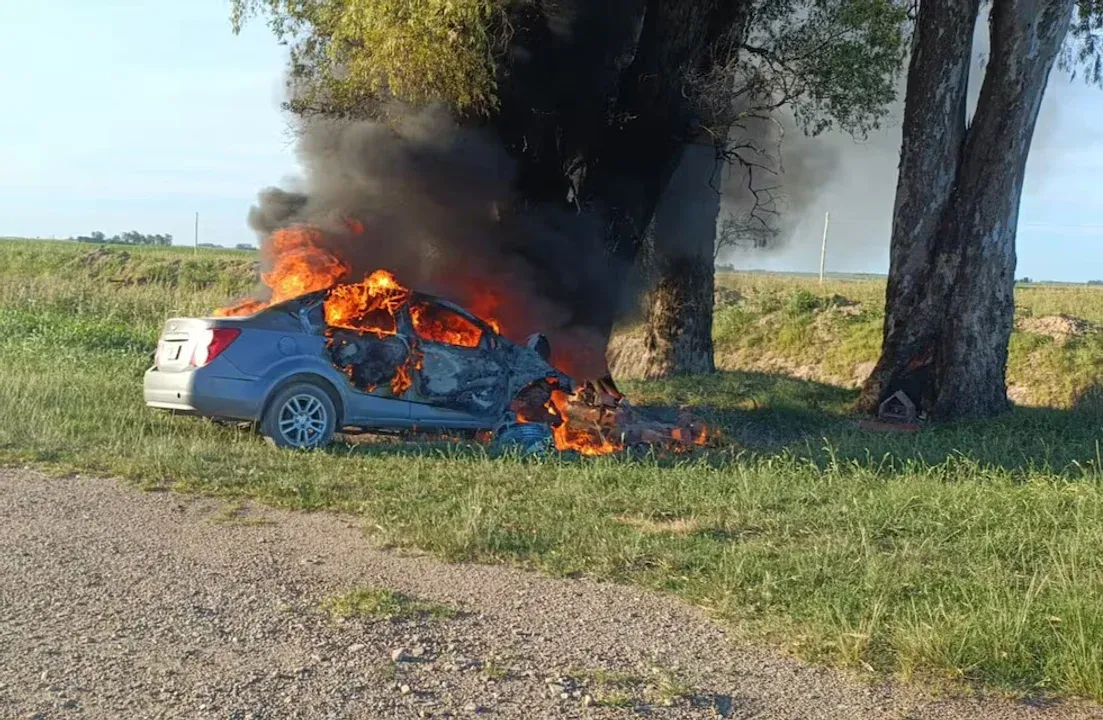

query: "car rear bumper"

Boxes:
[144, 365, 265, 420]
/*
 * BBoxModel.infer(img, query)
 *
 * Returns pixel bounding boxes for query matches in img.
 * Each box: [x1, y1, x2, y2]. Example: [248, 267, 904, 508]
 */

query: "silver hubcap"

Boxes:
[278, 394, 328, 447]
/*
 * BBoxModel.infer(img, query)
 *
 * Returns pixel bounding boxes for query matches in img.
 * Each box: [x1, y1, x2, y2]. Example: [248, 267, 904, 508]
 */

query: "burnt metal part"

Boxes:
[272, 289, 572, 422]
[327, 330, 411, 393]
[525, 333, 551, 361]
[509, 379, 562, 426]
[583, 374, 624, 402]
[415, 343, 507, 415]
[500, 342, 572, 404]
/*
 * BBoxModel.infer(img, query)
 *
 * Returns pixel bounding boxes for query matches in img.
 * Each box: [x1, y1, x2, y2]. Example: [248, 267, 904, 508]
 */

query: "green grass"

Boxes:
[565, 666, 695, 708]
[3, 238, 1103, 701]
[321, 587, 457, 622]
[209, 500, 276, 526]
[613, 271, 1103, 409]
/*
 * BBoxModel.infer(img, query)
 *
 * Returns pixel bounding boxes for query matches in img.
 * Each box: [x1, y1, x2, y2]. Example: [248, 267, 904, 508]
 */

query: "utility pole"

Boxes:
[819, 211, 830, 285]
[194, 212, 199, 255]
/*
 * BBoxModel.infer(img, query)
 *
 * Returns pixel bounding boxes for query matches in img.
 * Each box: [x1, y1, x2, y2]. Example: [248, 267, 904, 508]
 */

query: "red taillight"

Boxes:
[191, 327, 241, 367]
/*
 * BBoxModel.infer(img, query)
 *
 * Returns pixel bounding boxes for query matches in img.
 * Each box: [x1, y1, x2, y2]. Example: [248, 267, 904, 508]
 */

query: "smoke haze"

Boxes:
[722, 10, 1078, 276]
[244, 109, 632, 378]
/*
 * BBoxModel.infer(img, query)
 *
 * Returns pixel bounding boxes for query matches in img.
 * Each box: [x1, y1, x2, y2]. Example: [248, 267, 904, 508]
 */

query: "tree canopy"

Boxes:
[1061, 0, 1103, 83]
[231, 0, 508, 116]
[231, 0, 909, 139]
[72, 231, 173, 246]
[700, 0, 909, 139]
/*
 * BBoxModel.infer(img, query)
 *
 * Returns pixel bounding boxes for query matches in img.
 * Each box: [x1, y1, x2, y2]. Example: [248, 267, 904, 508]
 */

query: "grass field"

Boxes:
[3, 237, 1103, 701]
[614, 269, 1103, 410]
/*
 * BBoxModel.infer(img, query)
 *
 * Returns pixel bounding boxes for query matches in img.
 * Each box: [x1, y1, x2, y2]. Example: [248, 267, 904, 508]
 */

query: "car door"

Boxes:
[404, 299, 509, 422]
[336, 332, 415, 424]
[283, 296, 412, 425]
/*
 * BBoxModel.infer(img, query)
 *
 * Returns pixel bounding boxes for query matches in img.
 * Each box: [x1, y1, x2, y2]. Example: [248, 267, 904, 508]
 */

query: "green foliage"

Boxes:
[233, 0, 908, 139]
[615, 271, 1103, 409]
[737, 0, 910, 137]
[713, 304, 757, 340]
[1062, 0, 1103, 85]
[0, 307, 154, 355]
[784, 288, 823, 316]
[72, 230, 173, 246]
[0, 239, 257, 316]
[230, 0, 507, 115]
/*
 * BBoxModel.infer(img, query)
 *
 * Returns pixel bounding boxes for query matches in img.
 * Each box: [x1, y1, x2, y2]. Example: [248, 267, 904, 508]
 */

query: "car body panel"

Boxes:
[413, 341, 507, 415]
[144, 353, 264, 418]
[144, 288, 571, 434]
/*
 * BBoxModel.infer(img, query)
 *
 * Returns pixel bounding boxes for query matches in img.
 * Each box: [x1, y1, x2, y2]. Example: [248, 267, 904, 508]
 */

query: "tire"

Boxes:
[261, 382, 337, 449]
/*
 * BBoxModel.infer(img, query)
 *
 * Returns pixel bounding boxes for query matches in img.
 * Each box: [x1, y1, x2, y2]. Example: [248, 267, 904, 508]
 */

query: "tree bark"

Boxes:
[578, 0, 752, 374]
[858, 0, 1074, 420]
[644, 141, 721, 377]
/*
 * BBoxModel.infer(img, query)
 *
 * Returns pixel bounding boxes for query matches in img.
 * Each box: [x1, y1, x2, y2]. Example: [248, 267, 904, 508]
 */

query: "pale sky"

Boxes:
[736, 67, 1103, 283]
[0, 0, 296, 249]
[1, 1, 1101, 281]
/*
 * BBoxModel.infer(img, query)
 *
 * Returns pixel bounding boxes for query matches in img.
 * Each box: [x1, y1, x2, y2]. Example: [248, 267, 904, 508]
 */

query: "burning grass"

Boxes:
[6, 238, 1103, 701]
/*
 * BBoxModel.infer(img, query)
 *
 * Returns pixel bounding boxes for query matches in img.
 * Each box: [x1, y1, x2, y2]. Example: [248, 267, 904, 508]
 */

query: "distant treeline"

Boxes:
[71, 231, 172, 246]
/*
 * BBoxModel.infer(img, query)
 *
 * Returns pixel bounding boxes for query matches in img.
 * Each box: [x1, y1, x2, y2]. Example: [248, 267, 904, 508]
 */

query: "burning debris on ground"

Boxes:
[545, 380, 712, 456]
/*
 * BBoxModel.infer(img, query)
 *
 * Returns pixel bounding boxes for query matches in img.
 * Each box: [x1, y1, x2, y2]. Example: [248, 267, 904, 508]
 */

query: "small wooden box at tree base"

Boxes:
[859, 390, 921, 432]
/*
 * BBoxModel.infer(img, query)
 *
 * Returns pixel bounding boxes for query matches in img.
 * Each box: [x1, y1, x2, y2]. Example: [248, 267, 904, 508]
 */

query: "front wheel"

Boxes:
[261, 382, 337, 449]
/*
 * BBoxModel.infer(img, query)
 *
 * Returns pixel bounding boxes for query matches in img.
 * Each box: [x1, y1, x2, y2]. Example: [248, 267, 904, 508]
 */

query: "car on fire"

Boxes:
[143, 287, 572, 449]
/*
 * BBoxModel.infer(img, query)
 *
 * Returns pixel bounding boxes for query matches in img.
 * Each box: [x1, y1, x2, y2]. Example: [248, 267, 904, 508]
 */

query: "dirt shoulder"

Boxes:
[1, 468, 1098, 720]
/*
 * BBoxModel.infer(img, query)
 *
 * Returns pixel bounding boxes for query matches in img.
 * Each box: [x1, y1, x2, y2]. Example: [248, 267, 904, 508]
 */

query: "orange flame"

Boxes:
[325, 269, 409, 336]
[212, 299, 267, 318]
[547, 389, 623, 456]
[214, 226, 348, 317]
[671, 424, 711, 448]
[464, 286, 503, 334]
[215, 223, 710, 456]
[410, 301, 484, 348]
[512, 378, 711, 456]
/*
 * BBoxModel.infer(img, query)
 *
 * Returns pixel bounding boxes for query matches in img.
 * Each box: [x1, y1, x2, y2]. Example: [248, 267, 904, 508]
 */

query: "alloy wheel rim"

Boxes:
[278, 394, 327, 447]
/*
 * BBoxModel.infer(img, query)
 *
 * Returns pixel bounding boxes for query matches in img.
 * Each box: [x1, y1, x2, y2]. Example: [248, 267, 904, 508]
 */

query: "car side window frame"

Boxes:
[408, 299, 491, 351]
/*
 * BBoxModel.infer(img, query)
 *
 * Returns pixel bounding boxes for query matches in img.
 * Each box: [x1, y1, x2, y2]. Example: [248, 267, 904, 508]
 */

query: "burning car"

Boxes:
[144, 270, 571, 449]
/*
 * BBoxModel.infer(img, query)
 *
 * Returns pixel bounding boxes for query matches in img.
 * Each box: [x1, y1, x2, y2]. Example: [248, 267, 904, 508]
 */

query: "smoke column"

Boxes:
[243, 109, 630, 378]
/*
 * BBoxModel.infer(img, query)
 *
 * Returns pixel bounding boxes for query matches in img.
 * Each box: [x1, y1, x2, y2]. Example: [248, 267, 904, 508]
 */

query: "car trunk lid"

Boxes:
[153, 318, 231, 372]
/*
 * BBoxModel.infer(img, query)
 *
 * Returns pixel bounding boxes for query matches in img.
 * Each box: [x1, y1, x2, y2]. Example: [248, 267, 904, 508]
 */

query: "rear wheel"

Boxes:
[261, 382, 337, 449]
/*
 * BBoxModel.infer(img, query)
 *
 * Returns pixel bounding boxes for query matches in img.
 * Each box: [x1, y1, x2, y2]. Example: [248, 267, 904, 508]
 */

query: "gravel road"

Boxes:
[1, 468, 1099, 720]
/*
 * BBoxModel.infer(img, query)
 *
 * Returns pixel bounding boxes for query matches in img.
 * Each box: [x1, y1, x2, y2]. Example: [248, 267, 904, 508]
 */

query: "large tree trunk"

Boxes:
[578, 0, 752, 380]
[858, 0, 1074, 420]
[644, 141, 721, 377]
[573, 0, 711, 376]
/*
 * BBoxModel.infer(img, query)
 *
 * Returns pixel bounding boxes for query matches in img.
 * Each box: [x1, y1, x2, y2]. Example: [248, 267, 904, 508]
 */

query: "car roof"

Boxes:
[266, 287, 498, 336]
[408, 291, 499, 335]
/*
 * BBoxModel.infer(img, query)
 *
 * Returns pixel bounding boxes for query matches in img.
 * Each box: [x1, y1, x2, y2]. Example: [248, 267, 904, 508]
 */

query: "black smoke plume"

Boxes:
[245, 109, 635, 378]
